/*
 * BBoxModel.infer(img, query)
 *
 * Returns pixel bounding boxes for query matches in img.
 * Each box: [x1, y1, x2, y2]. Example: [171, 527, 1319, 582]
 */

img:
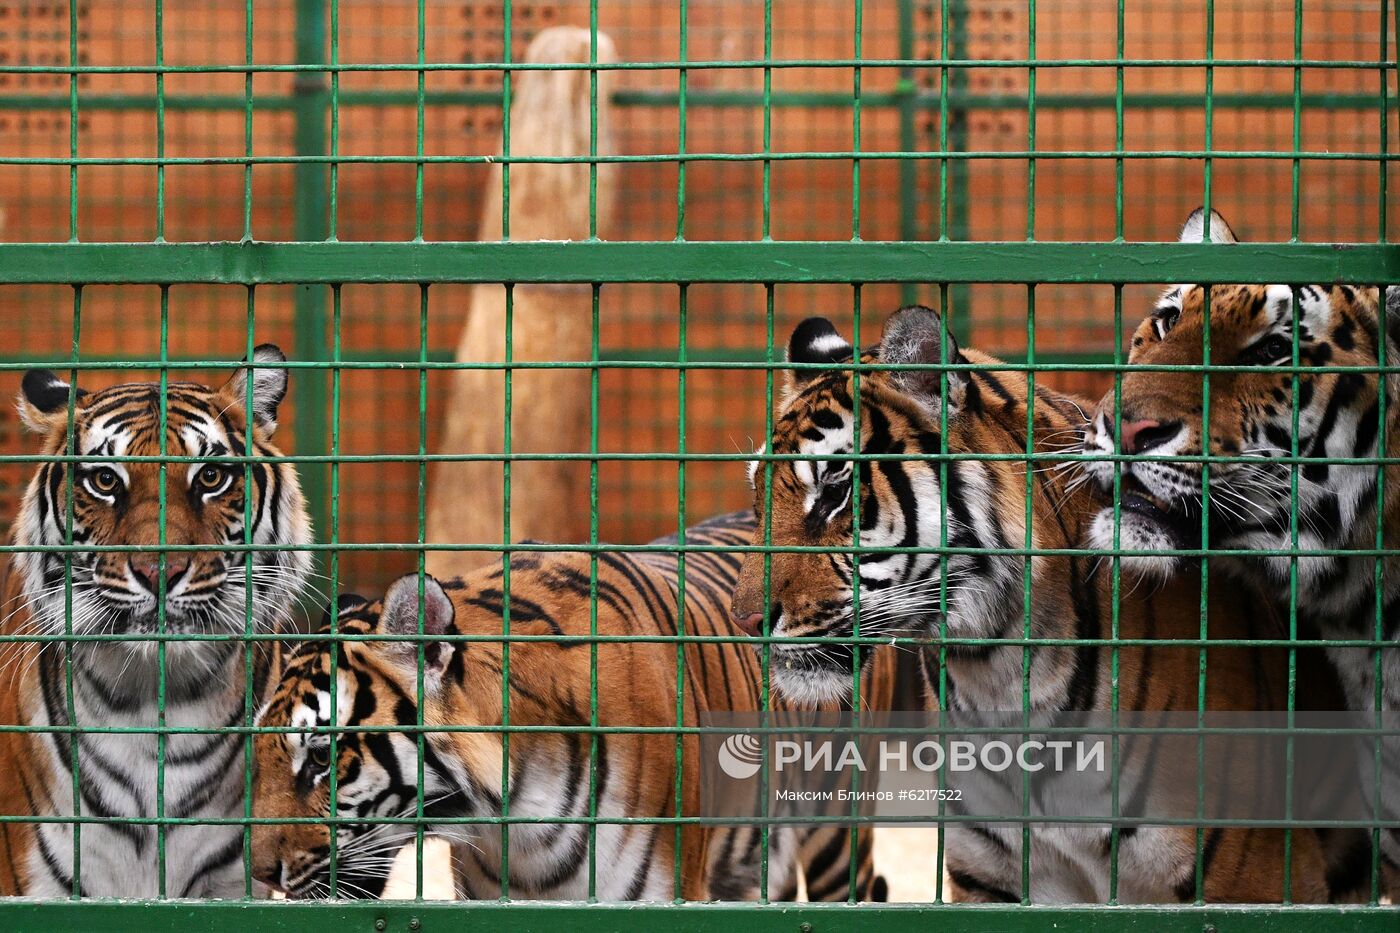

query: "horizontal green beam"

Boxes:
[619, 90, 1399, 110]
[0, 349, 455, 365]
[0, 901, 1394, 933]
[0, 56, 1394, 74]
[3, 90, 1393, 112]
[599, 348, 1119, 365]
[0, 242, 1394, 285]
[3, 149, 1393, 166]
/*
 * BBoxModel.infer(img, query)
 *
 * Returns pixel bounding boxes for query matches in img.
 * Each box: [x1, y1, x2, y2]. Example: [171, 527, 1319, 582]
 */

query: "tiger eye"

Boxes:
[308, 744, 332, 770]
[196, 464, 229, 491]
[88, 468, 119, 495]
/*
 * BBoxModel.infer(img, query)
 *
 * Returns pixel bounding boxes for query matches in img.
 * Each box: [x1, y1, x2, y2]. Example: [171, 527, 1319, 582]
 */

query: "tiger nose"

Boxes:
[732, 612, 765, 637]
[1119, 419, 1182, 455]
[130, 553, 191, 592]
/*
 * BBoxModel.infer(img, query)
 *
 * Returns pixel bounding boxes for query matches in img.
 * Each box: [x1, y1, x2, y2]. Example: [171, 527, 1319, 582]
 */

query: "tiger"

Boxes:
[0, 348, 313, 898]
[728, 304, 1334, 903]
[1075, 206, 1400, 894]
[250, 512, 896, 902]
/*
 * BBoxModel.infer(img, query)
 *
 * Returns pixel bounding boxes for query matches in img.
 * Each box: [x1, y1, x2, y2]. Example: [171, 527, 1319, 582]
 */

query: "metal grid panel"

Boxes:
[0, 0, 1396, 927]
[4, 1, 1394, 559]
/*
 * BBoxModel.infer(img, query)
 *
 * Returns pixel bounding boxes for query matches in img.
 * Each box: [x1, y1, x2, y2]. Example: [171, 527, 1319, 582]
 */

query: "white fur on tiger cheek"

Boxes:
[286, 702, 317, 772]
[746, 443, 765, 487]
[1088, 508, 1180, 582]
[1080, 409, 1116, 488]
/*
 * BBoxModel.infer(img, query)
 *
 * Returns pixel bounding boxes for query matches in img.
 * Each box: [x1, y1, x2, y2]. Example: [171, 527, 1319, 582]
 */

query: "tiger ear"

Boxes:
[17, 369, 88, 434]
[1179, 207, 1238, 245]
[318, 592, 371, 631]
[336, 592, 370, 614]
[219, 344, 289, 435]
[878, 304, 966, 419]
[785, 317, 853, 396]
[379, 574, 456, 690]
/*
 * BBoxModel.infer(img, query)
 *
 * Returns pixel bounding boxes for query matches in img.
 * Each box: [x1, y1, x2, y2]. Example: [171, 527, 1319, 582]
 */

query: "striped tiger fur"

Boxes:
[1075, 208, 1399, 894]
[0, 349, 312, 898]
[251, 512, 894, 901]
[728, 305, 1334, 903]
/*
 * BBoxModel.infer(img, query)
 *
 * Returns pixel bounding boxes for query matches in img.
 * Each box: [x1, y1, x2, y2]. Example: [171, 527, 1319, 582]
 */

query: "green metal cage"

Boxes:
[0, 0, 1397, 929]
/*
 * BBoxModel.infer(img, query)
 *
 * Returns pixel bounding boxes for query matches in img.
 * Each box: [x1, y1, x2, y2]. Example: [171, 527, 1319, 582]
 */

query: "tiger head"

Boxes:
[730, 306, 1055, 706]
[1078, 208, 1400, 588]
[9, 347, 312, 682]
[252, 574, 463, 899]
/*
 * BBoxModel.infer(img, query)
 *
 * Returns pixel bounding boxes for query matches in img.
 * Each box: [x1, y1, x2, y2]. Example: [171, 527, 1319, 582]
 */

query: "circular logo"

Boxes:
[717, 733, 764, 780]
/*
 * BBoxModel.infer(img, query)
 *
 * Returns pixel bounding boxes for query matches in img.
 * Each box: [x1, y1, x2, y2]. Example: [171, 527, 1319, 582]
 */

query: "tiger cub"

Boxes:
[728, 305, 1331, 903]
[251, 513, 895, 901]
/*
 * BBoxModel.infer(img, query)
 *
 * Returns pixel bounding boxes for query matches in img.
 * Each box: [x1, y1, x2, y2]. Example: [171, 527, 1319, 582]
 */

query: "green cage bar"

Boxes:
[0, 1, 1397, 930]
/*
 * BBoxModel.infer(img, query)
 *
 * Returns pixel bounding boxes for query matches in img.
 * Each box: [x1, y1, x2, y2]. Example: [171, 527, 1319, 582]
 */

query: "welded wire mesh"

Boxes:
[0, 0, 1396, 929]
